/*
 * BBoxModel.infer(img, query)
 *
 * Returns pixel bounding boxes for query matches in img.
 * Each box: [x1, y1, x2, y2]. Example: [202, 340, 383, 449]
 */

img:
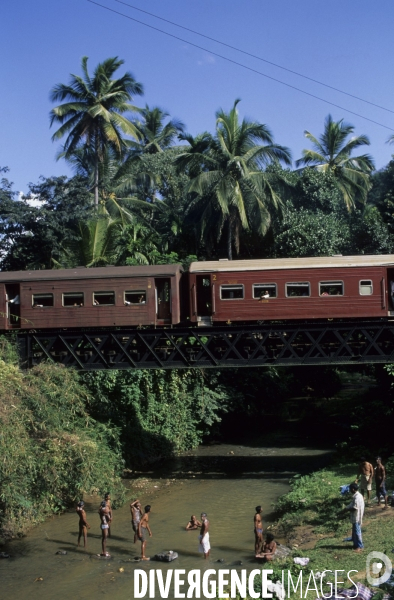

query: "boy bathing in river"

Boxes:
[186, 515, 202, 530]
[254, 506, 264, 554]
[104, 492, 112, 537]
[99, 501, 111, 557]
[255, 532, 276, 561]
[138, 505, 152, 560]
[130, 498, 143, 543]
[198, 512, 210, 559]
[76, 501, 90, 548]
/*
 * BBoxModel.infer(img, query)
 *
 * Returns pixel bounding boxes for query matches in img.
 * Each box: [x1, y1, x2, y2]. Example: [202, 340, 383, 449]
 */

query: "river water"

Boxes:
[0, 438, 331, 600]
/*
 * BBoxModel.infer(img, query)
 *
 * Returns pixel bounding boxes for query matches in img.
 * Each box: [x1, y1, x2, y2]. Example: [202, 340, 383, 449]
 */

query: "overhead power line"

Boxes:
[87, 0, 394, 132]
[114, 0, 394, 116]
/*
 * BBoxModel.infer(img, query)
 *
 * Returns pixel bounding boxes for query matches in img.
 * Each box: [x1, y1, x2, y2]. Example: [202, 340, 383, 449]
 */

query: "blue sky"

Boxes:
[1, 0, 394, 194]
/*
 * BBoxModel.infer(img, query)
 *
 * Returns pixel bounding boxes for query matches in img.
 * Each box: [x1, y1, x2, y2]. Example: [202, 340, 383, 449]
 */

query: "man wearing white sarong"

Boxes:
[198, 512, 210, 559]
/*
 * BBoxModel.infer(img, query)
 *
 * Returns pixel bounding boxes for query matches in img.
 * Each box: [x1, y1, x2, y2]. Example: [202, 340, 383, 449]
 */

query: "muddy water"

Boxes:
[0, 440, 331, 600]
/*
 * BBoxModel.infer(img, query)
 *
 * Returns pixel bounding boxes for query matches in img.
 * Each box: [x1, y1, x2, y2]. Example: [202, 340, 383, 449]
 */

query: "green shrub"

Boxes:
[0, 337, 125, 540]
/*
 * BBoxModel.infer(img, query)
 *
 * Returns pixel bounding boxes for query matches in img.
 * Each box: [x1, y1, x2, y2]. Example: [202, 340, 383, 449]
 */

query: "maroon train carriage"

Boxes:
[0, 264, 183, 331]
[188, 256, 394, 325]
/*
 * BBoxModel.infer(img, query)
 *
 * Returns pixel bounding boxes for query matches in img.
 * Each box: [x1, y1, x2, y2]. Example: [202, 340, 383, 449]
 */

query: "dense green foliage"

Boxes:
[81, 369, 232, 462]
[0, 337, 125, 540]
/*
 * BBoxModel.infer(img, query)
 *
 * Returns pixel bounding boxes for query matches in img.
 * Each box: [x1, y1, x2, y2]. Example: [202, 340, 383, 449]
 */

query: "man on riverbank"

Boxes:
[375, 457, 389, 508]
[254, 506, 264, 554]
[199, 512, 210, 559]
[138, 505, 152, 560]
[356, 457, 374, 503]
[343, 483, 364, 552]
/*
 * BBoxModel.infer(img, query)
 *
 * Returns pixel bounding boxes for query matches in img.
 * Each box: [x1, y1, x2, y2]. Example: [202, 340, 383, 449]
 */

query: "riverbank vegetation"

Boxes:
[0, 337, 125, 541]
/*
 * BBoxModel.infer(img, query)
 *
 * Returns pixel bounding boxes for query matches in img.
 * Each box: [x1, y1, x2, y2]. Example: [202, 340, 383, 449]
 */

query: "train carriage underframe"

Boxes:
[16, 320, 394, 370]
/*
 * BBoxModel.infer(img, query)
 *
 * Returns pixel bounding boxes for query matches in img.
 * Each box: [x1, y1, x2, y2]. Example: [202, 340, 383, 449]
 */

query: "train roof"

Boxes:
[0, 264, 183, 283]
[189, 255, 394, 273]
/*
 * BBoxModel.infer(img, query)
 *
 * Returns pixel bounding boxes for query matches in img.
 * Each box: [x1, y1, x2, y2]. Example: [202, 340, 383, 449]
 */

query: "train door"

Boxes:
[5, 284, 21, 327]
[155, 278, 171, 321]
[196, 275, 212, 317]
[388, 269, 394, 311]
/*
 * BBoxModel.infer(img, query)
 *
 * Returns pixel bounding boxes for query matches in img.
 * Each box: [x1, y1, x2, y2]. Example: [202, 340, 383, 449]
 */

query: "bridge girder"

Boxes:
[16, 320, 394, 370]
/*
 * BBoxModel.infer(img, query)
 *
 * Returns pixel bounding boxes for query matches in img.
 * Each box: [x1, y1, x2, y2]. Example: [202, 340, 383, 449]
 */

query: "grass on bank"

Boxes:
[269, 464, 394, 599]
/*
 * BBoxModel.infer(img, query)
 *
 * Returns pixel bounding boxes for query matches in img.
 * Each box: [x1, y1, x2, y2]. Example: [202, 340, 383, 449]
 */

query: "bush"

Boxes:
[0, 337, 125, 540]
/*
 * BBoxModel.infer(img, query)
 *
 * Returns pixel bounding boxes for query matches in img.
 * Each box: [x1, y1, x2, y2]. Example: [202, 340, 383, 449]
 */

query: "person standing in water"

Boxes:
[99, 500, 111, 557]
[130, 498, 142, 543]
[198, 512, 210, 560]
[186, 515, 202, 530]
[76, 501, 90, 548]
[104, 492, 112, 537]
[254, 506, 264, 554]
[138, 505, 152, 560]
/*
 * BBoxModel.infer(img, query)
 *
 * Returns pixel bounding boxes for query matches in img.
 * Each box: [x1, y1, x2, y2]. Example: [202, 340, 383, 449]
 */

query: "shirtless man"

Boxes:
[254, 506, 264, 554]
[356, 457, 374, 502]
[138, 505, 152, 560]
[99, 500, 111, 557]
[104, 493, 112, 537]
[186, 515, 202, 530]
[375, 457, 389, 508]
[256, 532, 277, 561]
[130, 498, 142, 543]
[76, 501, 90, 548]
[199, 512, 210, 560]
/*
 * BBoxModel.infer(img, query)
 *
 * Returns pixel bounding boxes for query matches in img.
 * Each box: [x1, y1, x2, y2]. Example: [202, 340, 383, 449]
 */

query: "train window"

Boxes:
[63, 292, 84, 307]
[253, 284, 277, 298]
[32, 293, 53, 307]
[220, 284, 244, 300]
[93, 292, 115, 306]
[359, 280, 373, 295]
[319, 281, 344, 296]
[124, 291, 146, 305]
[285, 282, 310, 297]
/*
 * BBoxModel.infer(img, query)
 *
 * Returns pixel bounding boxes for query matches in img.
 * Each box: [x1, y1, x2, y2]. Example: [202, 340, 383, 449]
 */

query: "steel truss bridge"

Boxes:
[16, 320, 394, 370]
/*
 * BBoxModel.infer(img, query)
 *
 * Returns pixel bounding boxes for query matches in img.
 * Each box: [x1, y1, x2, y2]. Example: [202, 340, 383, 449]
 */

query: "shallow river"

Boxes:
[0, 439, 331, 600]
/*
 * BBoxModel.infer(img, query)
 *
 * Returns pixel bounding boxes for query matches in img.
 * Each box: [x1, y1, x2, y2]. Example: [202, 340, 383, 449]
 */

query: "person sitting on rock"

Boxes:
[255, 532, 276, 561]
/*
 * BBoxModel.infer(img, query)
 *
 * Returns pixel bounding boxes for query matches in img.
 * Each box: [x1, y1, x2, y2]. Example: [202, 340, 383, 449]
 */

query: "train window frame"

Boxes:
[285, 282, 311, 298]
[124, 290, 147, 305]
[220, 284, 244, 300]
[62, 292, 84, 307]
[93, 291, 115, 306]
[32, 293, 54, 307]
[359, 280, 373, 295]
[319, 281, 344, 296]
[253, 283, 277, 299]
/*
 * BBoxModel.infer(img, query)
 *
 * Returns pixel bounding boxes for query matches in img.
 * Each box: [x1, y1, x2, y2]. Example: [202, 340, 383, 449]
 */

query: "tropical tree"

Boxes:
[130, 105, 184, 155]
[296, 114, 375, 210]
[58, 216, 122, 268]
[176, 100, 292, 259]
[50, 56, 143, 205]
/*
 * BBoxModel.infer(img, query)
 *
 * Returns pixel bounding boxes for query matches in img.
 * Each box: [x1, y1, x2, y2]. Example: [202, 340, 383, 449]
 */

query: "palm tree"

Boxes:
[50, 56, 143, 206]
[296, 115, 375, 210]
[176, 100, 292, 259]
[130, 105, 184, 155]
[57, 216, 122, 268]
